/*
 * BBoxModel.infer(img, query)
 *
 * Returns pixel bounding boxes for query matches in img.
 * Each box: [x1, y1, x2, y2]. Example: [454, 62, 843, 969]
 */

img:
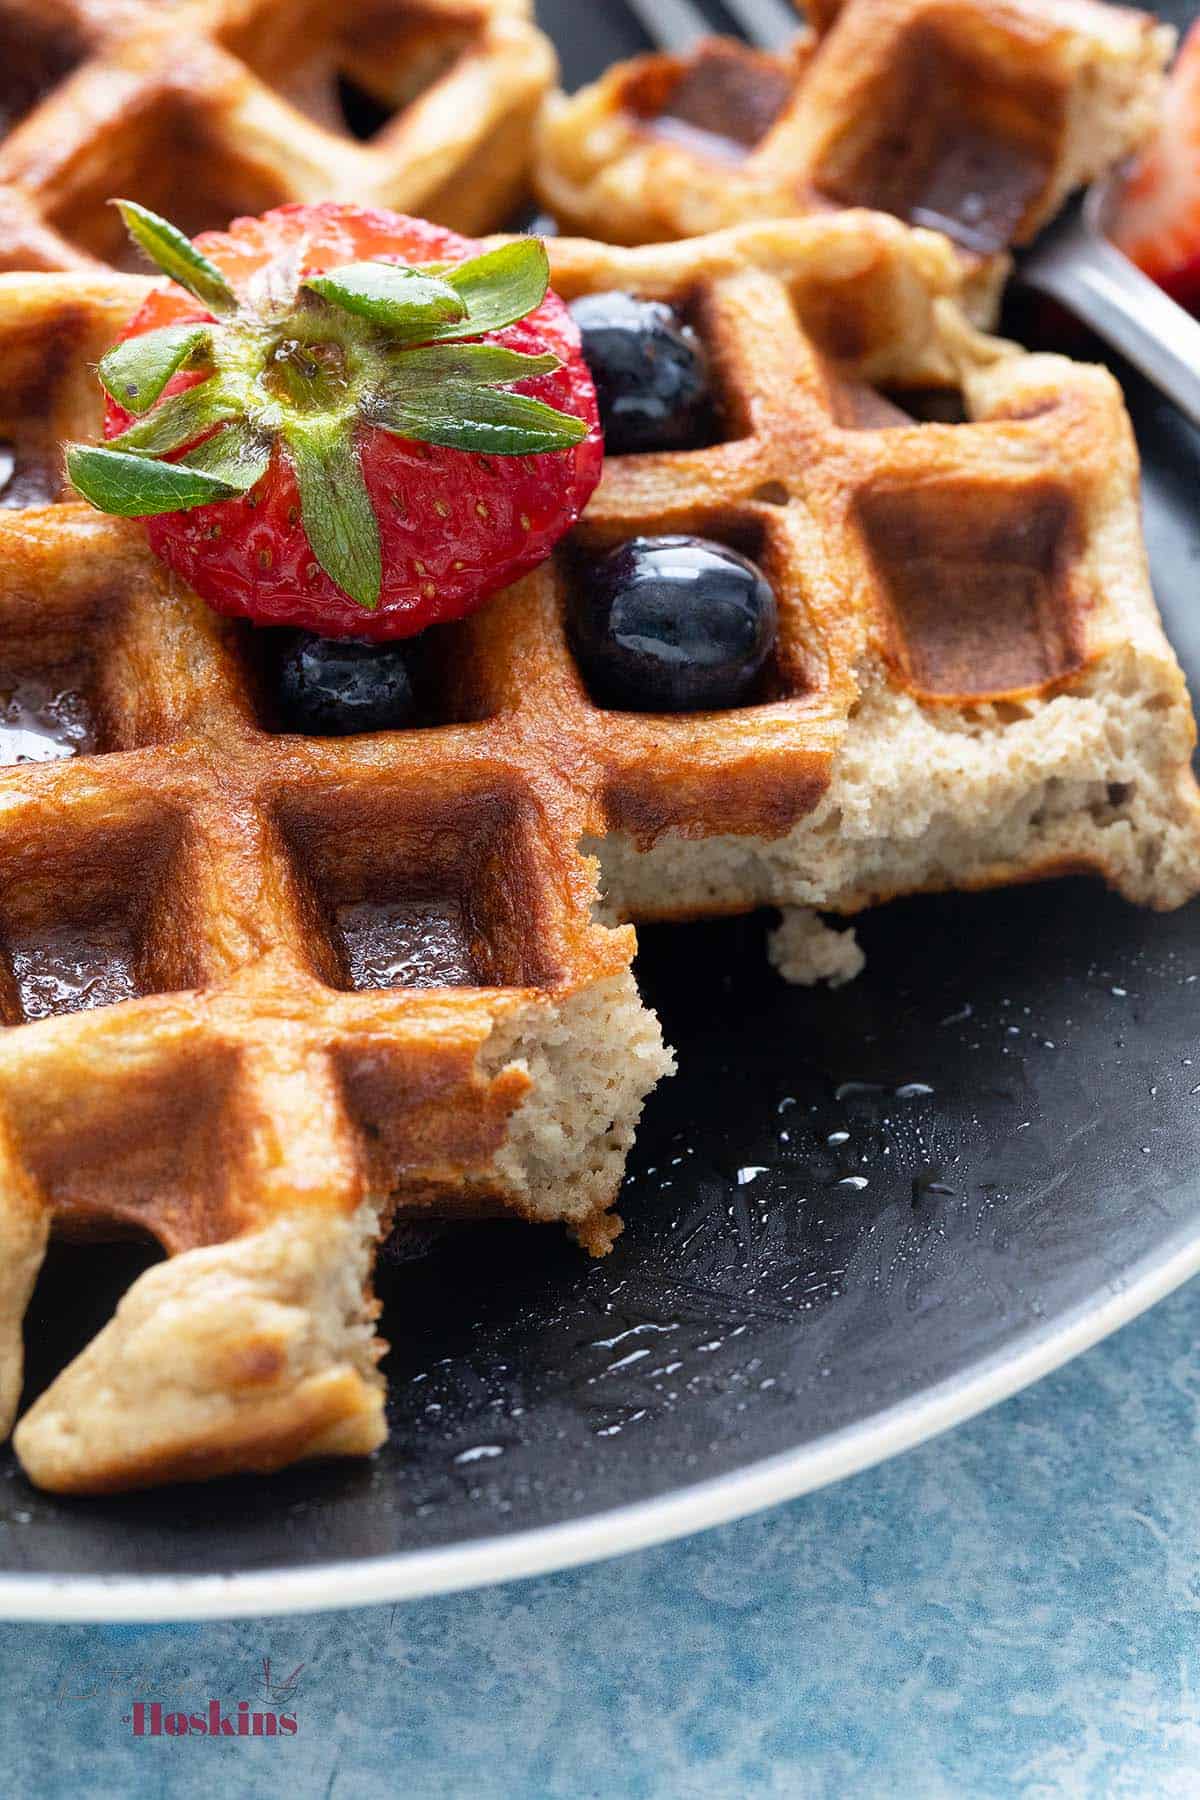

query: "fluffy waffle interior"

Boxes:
[0, 0, 555, 273]
[4, 215, 1200, 1493]
[534, 0, 1172, 263]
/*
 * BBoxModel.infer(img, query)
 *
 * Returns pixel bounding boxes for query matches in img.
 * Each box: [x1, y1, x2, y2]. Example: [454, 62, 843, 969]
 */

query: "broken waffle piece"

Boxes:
[14, 1206, 388, 1495]
[532, 226, 1200, 924]
[535, 0, 1171, 277]
[0, 246, 670, 1487]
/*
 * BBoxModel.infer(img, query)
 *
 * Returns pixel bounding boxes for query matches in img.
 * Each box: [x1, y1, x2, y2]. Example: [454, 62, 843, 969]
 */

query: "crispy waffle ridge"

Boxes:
[0, 261, 679, 1497]
[4, 216, 1200, 1494]
[534, 226, 1200, 943]
[535, 0, 1171, 267]
[0, 0, 555, 274]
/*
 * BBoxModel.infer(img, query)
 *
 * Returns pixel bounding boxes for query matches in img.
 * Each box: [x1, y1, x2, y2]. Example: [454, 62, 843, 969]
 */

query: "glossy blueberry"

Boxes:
[568, 535, 777, 712]
[569, 292, 711, 454]
[274, 632, 417, 734]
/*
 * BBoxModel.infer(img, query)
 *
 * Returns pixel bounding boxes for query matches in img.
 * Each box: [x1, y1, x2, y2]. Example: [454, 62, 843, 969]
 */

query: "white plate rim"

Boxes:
[1, 1203, 1196, 1621]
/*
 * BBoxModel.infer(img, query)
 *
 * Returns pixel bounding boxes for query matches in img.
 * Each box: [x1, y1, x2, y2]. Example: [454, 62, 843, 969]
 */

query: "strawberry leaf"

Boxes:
[304, 262, 468, 334]
[114, 201, 237, 314]
[381, 344, 560, 391]
[425, 239, 552, 342]
[108, 383, 240, 457]
[65, 444, 246, 515]
[286, 418, 381, 611]
[97, 323, 212, 414]
[376, 384, 588, 455]
[180, 422, 270, 490]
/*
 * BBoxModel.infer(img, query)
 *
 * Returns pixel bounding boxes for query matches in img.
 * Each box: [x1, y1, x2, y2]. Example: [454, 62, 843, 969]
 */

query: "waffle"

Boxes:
[5, 216, 1200, 1495]
[534, 0, 1171, 266]
[0, 262, 677, 1495]
[533, 225, 1200, 937]
[0, 0, 555, 274]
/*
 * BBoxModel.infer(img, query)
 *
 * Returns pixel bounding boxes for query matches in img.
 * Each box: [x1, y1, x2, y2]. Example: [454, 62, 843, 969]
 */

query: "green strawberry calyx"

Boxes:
[64, 201, 589, 611]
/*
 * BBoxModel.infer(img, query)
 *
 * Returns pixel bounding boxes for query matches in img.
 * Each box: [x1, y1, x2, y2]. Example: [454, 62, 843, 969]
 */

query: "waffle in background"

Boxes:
[0, 0, 556, 273]
[535, 0, 1172, 268]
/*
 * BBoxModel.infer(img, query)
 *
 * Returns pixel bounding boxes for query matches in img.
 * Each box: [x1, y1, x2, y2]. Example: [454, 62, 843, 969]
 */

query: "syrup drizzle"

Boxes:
[336, 898, 480, 991]
[0, 441, 61, 508]
[0, 673, 96, 765]
[11, 919, 139, 1020]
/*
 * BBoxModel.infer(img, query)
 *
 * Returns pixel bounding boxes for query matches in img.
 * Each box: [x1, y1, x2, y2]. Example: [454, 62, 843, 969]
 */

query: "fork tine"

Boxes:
[621, 0, 713, 54]
[718, 0, 802, 50]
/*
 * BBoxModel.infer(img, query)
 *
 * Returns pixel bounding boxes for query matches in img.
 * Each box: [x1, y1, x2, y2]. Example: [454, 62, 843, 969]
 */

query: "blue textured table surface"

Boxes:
[2, 1278, 1198, 1798]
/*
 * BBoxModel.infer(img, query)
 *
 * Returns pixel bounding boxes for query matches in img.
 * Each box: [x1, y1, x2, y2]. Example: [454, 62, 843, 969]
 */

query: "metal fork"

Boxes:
[620, 0, 1200, 429]
[621, 0, 798, 54]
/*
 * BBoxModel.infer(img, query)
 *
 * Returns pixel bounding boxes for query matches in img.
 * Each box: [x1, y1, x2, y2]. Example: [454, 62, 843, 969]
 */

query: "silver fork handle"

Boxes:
[620, 0, 800, 54]
[620, 0, 709, 51]
[1021, 188, 1200, 433]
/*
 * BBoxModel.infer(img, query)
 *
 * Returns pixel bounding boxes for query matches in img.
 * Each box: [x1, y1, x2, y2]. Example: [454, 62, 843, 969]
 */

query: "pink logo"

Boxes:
[120, 1658, 304, 1739]
[124, 1698, 298, 1738]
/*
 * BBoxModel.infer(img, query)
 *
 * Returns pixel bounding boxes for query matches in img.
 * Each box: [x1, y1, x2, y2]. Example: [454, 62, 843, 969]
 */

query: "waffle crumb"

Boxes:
[769, 910, 865, 987]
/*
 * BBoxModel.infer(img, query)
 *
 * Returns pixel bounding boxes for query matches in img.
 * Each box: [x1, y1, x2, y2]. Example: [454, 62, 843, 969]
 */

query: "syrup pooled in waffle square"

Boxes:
[535, 0, 1171, 268]
[0, 0, 555, 273]
[0, 266, 672, 1495]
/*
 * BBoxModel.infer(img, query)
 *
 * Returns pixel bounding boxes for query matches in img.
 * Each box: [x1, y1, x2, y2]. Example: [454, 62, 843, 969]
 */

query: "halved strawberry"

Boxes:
[1111, 20, 1200, 312]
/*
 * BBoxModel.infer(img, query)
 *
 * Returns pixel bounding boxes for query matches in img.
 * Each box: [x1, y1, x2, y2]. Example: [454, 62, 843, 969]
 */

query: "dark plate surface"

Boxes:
[3, 0, 1200, 1612]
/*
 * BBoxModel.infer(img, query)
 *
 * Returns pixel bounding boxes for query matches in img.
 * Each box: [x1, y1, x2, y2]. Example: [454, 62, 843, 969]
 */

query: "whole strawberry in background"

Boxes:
[67, 202, 603, 640]
[1111, 19, 1200, 315]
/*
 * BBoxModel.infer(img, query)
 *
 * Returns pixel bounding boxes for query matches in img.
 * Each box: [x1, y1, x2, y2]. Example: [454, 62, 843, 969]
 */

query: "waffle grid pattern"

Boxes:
[485, 248, 1112, 858]
[0, 0, 555, 272]
[534, 0, 1170, 258]
[0, 244, 1154, 1244]
[0, 214, 1195, 1490]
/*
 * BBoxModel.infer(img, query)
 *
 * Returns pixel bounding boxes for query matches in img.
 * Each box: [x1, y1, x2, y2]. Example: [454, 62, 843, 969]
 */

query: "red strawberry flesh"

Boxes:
[102, 204, 603, 639]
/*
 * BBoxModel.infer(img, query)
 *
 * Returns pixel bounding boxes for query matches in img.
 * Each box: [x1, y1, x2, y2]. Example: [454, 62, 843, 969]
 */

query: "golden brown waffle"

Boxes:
[535, 0, 1171, 262]
[533, 226, 1200, 941]
[0, 264, 675, 1496]
[4, 216, 1200, 1495]
[0, 0, 555, 273]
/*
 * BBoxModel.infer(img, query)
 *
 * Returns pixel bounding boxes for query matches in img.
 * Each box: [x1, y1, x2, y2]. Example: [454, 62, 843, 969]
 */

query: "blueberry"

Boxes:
[568, 536, 777, 712]
[274, 633, 417, 734]
[569, 292, 711, 454]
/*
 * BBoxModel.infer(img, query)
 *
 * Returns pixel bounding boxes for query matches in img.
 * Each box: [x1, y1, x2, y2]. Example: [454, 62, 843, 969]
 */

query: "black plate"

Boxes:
[3, 0, 1199, 1615]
